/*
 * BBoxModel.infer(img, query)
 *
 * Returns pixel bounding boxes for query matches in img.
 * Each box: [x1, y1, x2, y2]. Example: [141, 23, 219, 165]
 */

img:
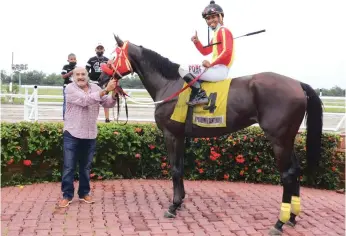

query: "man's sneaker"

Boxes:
[79, 195, 95, 204]
[58, 198, 72, 208]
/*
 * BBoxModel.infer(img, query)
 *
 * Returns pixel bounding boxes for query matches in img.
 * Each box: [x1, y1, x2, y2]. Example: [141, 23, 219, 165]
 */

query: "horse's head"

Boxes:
[99, 34, 181, 102]
[98, 34, 139, 88]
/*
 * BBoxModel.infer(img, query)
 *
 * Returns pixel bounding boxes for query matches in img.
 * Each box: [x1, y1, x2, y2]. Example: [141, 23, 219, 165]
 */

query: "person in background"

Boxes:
[86, 44, 111, 123]
[59, 67, 117, 208]
[61, 53, 77, 119]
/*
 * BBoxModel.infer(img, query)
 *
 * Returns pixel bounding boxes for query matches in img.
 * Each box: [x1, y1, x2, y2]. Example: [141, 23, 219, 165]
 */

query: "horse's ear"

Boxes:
[113, 33, 124, 47]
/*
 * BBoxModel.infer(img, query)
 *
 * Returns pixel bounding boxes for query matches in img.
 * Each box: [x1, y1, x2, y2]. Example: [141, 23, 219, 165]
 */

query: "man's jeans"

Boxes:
[61, 131, 96, 200]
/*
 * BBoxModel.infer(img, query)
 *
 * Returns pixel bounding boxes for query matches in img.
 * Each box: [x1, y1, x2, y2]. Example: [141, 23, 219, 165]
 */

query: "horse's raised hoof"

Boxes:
[285, 220, 296, 227]
[268, 226, 283, 236]
[164, 210, 176, 218]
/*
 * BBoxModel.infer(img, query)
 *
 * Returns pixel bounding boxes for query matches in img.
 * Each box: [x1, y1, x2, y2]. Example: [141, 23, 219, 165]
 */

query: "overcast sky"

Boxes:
[1, 0, 345, 89]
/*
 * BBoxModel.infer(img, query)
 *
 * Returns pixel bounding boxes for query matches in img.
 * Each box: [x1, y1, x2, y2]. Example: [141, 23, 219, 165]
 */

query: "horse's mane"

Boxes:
[141, 47, 181, 80]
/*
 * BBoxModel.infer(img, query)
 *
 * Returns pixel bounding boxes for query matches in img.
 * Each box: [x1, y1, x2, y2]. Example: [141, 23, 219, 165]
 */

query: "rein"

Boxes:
[111, 80, 129, 125]
[104, 40, 206, 123]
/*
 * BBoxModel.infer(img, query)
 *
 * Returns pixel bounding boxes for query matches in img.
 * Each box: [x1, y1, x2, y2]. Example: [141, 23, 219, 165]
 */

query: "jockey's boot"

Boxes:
[182, 73, 209, 106]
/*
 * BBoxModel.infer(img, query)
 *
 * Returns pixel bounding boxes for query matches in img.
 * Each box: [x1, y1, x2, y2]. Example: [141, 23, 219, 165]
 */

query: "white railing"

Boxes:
[1, 85, 345, 132]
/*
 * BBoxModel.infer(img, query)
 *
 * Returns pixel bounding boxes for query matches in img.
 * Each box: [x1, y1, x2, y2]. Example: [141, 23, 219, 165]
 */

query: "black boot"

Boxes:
[182, 73, 209, 106]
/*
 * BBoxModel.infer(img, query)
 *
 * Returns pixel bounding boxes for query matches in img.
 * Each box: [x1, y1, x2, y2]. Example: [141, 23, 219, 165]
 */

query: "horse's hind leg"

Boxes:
[270, 149, 302, 235]
[257, 117, 303, 235]
[286, 151, 301, 228]
[162, 129, 185, 218]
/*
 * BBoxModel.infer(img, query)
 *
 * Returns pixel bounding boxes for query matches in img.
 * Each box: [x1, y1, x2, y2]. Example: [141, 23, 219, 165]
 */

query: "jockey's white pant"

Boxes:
[178, 64, 229, 82]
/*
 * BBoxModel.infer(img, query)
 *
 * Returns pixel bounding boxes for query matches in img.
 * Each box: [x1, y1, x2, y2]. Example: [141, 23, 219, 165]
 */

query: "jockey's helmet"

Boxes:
[202, 0, 224, 19]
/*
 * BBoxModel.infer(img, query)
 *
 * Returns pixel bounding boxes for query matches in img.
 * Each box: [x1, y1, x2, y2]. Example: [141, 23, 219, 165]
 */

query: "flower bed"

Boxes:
[1, 122, 344, 190]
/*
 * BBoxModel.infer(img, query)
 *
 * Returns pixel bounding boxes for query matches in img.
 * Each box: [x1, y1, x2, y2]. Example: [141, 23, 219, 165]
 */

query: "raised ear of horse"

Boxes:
[113, 33, 124, 47]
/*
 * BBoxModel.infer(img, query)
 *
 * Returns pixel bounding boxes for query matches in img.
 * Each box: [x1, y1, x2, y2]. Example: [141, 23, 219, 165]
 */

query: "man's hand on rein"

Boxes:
[106, 79, 117, 92]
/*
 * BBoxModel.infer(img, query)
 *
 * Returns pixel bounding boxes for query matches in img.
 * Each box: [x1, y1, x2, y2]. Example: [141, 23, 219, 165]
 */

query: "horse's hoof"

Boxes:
[164, 210, 176, 218]
[268, 226, 282, 236]
[285, 220, 296, 227]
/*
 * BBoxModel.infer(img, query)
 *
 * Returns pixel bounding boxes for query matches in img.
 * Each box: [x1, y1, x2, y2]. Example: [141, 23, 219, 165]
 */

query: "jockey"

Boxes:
[178, 0, 234, 106]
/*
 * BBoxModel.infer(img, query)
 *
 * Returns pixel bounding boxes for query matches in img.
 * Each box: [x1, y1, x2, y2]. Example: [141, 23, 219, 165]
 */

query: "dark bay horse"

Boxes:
[98, 35, 323, 235]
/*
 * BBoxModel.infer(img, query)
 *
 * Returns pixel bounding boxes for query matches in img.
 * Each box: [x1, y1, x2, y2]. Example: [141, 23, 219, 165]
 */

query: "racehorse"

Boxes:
[98, 35, 323, 235]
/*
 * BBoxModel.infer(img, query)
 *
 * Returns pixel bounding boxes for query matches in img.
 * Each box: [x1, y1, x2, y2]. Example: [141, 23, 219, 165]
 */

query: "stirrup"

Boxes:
[186, 93, 209, 106]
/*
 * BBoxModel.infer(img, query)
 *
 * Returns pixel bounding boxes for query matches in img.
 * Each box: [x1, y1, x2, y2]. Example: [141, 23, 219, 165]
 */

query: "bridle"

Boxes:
[100, 41, 134, 125]
[101, 40, 134, 80]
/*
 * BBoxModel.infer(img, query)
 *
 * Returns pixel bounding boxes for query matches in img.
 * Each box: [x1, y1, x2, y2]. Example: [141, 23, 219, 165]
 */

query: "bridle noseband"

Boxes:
[101, 40, 134, 81]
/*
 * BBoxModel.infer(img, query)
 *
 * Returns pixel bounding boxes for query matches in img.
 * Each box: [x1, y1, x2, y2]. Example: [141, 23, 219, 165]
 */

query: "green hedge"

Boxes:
[1, 122, 344, 190]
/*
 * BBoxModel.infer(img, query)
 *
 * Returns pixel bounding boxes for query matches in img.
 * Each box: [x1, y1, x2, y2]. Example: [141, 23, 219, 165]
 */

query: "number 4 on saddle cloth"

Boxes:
[170, 77, 232, 128]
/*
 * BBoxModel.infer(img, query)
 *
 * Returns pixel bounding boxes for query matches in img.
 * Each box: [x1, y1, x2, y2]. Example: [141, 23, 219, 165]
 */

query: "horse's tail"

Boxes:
[300, 82, 323, 174]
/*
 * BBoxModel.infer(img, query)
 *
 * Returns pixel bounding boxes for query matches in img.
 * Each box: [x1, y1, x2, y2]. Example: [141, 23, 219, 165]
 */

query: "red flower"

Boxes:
[243, 136, 247, 141]
[148, 144, 155, 150]
[90, 173, 96, 178]
[331, 167, 336, 172]
[194, 138, 199, 143]
[235, 155, 245, 164]
[97, 176, 103, 180]
[210, 151, 220, 161]
[135, 153, 141, 159]
[256, 169, 262, 173]
[161, 163, 167, 169]
[224, 174, 229, 180]
[254, 156, 259, 162]
[7, 158, 14, 165]
[36, 150, 43, 155]
[244, 166, 248, 171]
[198, 168, 204, 174]
[240, 170, 244, 176]
[23, 160, 32, 166]
[113, 131, 119, 135]
[250, 138, 254, 142]
[134, 127, 142, 133]
[161, 156, 167, 161]
[162, 170, 168, 175]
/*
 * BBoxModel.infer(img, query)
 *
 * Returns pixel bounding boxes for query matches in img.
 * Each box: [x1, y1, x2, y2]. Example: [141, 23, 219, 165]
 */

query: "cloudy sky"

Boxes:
[1, 0, 345, 88]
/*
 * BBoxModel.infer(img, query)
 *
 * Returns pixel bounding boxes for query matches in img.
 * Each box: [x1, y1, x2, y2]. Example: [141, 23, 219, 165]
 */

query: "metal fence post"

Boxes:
[34, 85, 38, 121]
[24, 87, 28, 120]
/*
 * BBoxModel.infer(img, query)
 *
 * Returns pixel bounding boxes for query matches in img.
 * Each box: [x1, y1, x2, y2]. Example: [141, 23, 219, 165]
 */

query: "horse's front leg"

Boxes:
[162, 129, 185, 218]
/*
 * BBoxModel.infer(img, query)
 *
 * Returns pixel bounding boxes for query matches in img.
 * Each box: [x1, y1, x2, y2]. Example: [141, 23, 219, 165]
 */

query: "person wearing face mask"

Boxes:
[61, 53, 78, 119]
[178, 0, 234, 107]
[86, 44, 111, 122]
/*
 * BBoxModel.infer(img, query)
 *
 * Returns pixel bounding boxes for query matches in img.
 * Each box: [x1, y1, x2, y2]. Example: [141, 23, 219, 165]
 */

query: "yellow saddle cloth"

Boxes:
[170, 78, 232, 127]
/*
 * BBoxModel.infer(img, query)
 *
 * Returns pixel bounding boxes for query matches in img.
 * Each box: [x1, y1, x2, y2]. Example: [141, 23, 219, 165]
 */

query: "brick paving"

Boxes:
[1, 179, 344, 236]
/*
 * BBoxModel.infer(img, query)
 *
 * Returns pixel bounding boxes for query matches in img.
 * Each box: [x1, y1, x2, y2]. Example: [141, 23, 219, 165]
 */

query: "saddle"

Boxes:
[170, 78, 232, 136]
